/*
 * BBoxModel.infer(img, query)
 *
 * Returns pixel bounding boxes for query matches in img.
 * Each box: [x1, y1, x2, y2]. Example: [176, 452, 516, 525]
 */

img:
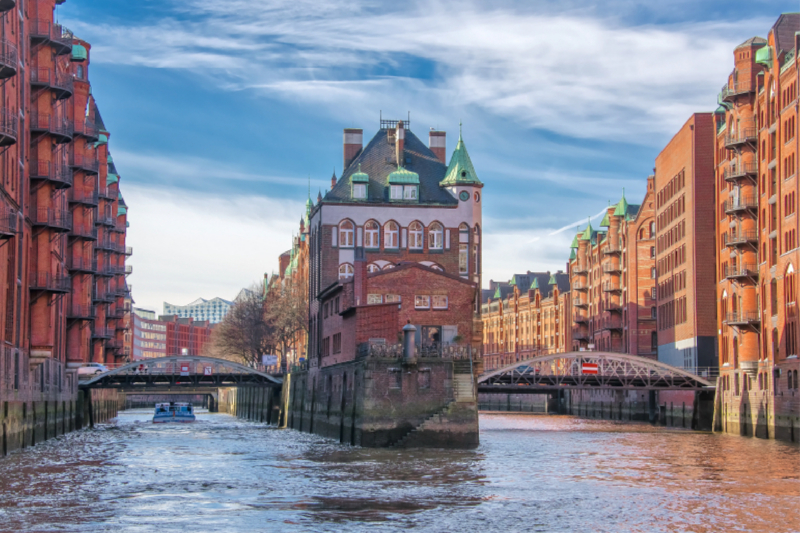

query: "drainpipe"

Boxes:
[403, 323, 416, 362]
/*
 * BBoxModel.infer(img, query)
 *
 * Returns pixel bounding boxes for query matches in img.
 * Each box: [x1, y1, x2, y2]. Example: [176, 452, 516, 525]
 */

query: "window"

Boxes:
[339, 220, 354, 248]
[339, 263, 354, 280]
[651, 267, 656, 279]
[474, 244, 479, 275]
[352, 183, 367, 199]
[403, 186, 417, 200]
[333, 333, 341, 354]
[390, 185, 403, 199]
[409, 221, 423, 249]
[432, 295, 448, 309]
[364, 220, 379, 248]
[459, 244, 468, 274]
[366, 263, 380, 273]
[651, 307, 657, 319]
[367, 294, 382, 304]
[384, 221, 399, 248]
[428, 222, 443, 249]
[415, 295, 431, 309]
[385, 294, 401, 303]
[650, 246, 655, 258]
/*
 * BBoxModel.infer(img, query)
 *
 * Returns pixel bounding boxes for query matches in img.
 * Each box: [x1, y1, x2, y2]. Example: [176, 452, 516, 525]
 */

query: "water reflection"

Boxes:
[0, 410, 797, 532]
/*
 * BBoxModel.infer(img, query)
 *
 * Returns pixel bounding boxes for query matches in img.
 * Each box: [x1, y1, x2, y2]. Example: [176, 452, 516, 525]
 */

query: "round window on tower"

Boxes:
[459, 191, 470, 201]
[474, 191, 480, 203]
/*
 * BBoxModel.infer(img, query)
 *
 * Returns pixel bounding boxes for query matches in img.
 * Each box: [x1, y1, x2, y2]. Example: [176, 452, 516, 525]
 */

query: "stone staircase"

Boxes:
[390, 360, 476, 448]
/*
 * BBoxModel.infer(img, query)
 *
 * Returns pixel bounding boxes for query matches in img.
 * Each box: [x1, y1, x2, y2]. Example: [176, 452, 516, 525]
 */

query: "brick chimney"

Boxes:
[395, 121, 404, 167]
[429, 130, 446, 163]
[353, 247, 368, 306]
[343, 128, 363, 171]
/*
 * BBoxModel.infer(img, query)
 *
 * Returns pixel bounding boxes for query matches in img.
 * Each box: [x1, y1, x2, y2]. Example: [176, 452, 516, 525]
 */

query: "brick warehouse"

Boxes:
[282, 117, 483, 447]
[654, 114, 718, 373]
[481, 271, 571, 372]
[0, 0, 131, 454]
[714, 14, 800, 441]
[569, 186, 658, 358]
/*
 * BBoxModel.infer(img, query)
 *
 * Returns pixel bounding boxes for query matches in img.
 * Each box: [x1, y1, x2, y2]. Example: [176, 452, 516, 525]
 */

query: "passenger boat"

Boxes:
[152, 402, 196, 423]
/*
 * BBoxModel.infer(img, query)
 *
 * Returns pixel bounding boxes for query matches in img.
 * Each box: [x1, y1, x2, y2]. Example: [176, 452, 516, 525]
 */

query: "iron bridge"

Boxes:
[478, 351, 713, 393]
[79, 356, 282, 390]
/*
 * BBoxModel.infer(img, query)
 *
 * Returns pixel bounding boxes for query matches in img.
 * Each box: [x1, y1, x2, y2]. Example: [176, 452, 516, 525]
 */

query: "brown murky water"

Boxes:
[0, 410, 797, 532]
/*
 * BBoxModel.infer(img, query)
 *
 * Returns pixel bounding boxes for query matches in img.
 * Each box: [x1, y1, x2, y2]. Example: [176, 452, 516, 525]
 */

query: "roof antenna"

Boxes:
[459, 120, 463, 140]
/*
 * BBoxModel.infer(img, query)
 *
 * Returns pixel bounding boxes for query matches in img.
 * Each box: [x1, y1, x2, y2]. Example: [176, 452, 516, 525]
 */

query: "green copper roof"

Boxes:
[531, 278, 539, 290]
[71, 44, 87, 62]
[350, 164, 369, 183]
[580, 220, 593, 241]
[95, 133, 108, 146]
[493, 286, 501, 299]
[117, 205, 127, 216]
[569, 248, 577, 261]
[107, 173, 119, 185]
[107, 154, 114, 164]
[509, 275, 517, 286]
[388, 166, 419, 184]
[613, 190, 629, 217]
[440, 131, 482, 187]
[570, 233, 579, 248]
[600, 211, 610, 227]
[548, 274, 557, 285]
[755, 45, 772, 68]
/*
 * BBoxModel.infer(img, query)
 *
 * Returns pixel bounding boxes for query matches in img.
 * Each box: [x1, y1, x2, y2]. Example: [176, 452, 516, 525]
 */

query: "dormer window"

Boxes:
[350, 164, 369, 200]
[353, 184, 367, 199]
[403, 186, 417, 200]
[388, 166, 420, 202]
[391, 185, 403, 199]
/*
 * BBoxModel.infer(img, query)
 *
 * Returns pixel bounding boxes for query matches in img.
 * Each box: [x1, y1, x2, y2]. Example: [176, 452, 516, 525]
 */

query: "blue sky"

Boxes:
[56, 0, 798, 313]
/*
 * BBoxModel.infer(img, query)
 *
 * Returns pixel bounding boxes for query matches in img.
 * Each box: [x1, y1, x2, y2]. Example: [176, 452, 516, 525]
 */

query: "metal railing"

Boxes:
[723, 311, 760, 325]
[92, 326, 114, 339]
[573, 313, 587, 323]
[29, 271, 70, 292]
[603, 244, 622, 254]
[0, 209, 16, 236]
[69, 152, 100, 173]
[720, 81, 755, 101]
[125, 246, 133, 256]
[356, 342, 474, 360]
[30, 160, 73, 188]
[603, 283, 621, 292]
[66, 304, 96, 320]
[30, 112, 72, 141]
[724, 229, 758, 246]
[724, 196, 758, 213]
[69, 223, 97, 240]
[724, 264, 758, 279]
[0, 107, 16, 146]
[73, 119, 99, 140]
[98, 187, 115, 200]
[572, 281, 588, 290]
[30, 206, 71, 231]
[0, 39, 18, 77]
[29, 20, 72, 52]
[66, 255, 96, 273]
[68, 188, 99, 206]
[723, 161, 757, 181]
[30, 66, 73, 98]
[602, 263, 621, 273]
[725, 127, 758, 147]
[95, 213, 115, 227]
[125, 265, 133, 275]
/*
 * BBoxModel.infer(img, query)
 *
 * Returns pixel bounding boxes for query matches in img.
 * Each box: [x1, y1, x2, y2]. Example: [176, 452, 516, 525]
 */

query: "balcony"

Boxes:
[30, 207, 71, 232]
[572, 265, 588, 274]
[69, 223, 97, 241]
[112, 221, 126, 233]
[91, 286, 114, 303]
[573, 313, 587, 323]
[0, 108, 16, 147]
[30, 67, 74, 100]
[66, 304, 95, 321]
[603, 244, 622, 255]
[95, 262, 113, 278]
[602, 263, 621, 274]
[600, 318, 623, 331]
[724, 264, 758, 281]
[95, 213, 115, 227]
[724, 127, 757, 149]
[68, 188, 99, 207]
[107, 339, 124, 350]
[572, 329, 591, 342]
[724, 196, 758, 215]
[720, 81, 755, 102]
[724, 229, 758, 248]
[573, 297, 588, 308]
[603, 283, 621, 293]
[124, 265, 133, 275]
[30, 160, 73, 189]
[91, 326, 114, 339]
[723, 311, 761, 327]
[29, 272, 70, 293]
[29, 20, 72, 55]
[30, 113, 72, 144]
[723, 161, 758, 182]
[69, 153, 100, 174]
[607, 302, 623, 313]
[98, 187, 115, 201]
[72, 119, 99, 141]
[109, 305, 125, 318]
[0, 209, 16, 239]
[125, 246, 133, 256]
[66, 255, 96, 274]
[0, 39, 17, 80]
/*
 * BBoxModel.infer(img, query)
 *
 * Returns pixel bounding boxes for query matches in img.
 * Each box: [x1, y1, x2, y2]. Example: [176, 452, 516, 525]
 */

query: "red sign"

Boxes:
[180, 363, 190, 376]
[582, 363, 599, 375]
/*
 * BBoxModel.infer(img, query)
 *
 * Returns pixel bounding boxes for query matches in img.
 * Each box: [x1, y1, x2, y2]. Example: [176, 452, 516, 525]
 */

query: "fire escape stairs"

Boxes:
[390, 360, 475, 448]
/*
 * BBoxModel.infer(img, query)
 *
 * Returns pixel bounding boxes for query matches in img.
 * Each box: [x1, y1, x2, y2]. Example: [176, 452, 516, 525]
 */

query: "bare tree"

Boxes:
[212, 283, 274, 367]
[265, 277, 308, 372]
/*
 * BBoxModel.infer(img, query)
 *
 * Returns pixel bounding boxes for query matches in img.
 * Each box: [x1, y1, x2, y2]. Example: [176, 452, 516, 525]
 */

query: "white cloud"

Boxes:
[65, 1, 772, 143]
[124, 184, 302, 313]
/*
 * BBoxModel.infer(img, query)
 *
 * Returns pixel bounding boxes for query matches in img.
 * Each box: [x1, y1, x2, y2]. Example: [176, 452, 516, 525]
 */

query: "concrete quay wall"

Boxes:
[217, 387, 281, 425]
[714, 379, 800, 443]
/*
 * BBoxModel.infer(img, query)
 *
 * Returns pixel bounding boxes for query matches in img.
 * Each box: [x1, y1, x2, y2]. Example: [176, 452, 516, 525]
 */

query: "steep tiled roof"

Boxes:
[323, 128, 457, 206]
[772, 13, 800, 54]
[736, 36, 767, 49]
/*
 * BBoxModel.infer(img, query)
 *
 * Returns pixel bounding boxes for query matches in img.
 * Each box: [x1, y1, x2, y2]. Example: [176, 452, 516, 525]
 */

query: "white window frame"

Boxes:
[364, 220, 379, 248]
[409, 221, 423, 250]
[459, 244, 469, 275]
[339, 220, 354, 248]
[366, 263, 381, 273]
[385, 294, 401, 303]
[428, 222, 443, 250]
[384, 221, 399, 248]
[367, 294, 383, 304]
[415, 295, 431, 309]
[432, 295, 448, 309]
[390, 185, 403, 200]
[352, 183, 367, 199]
[403, 186, 417, 200]
[339, 263, 354, 280]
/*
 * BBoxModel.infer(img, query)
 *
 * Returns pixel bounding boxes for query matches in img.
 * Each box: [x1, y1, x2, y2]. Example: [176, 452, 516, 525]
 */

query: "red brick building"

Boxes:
[569, 186, 657, 358]
[480, 271, 570, 371]
[714, 14, 800, 439]
[160, 315, 213, 357]
[654, 114, 718, 373]
[0, 0, 131, 396]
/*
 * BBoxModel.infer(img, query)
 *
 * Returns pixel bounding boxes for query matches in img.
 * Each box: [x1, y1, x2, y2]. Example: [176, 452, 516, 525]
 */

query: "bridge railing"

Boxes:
[113, 359, 247, 376]
[356, 342, 474, 359]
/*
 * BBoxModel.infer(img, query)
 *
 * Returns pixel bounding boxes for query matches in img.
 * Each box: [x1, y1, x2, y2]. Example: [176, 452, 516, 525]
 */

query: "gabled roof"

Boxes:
[440, 131, 482, 187]
[323, 128, 457, 206]
[771, 13, 800, 54]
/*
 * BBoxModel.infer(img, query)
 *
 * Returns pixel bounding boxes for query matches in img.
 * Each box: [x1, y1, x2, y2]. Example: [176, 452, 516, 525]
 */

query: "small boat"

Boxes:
[153, 402, 196, 423]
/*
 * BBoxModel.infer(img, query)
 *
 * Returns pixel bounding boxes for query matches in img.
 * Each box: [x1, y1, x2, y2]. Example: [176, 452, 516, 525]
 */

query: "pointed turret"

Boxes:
[531, 278, 540, 290]
[613, 188, 629, 217]
[548, 274, 557, 286]
[440, 126, 482, 187]
[580, 219, 593, 241]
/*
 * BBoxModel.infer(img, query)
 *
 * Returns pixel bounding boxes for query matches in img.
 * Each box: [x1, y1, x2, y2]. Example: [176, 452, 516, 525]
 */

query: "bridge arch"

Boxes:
[478, 351, 713, 390]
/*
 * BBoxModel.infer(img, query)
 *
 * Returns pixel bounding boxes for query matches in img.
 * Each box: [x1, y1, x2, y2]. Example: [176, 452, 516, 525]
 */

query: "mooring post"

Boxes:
[402, 323, 417, 362]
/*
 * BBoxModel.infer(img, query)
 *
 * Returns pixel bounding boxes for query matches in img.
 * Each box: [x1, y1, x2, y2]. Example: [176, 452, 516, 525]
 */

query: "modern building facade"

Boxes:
[481, 271, 570, 371]
[131, 311, 167, 360]
[163, 296, 235, 324]
[714, 14, 800, 439]
[569, 186, 658, 358]
[654, 114, 718, 372]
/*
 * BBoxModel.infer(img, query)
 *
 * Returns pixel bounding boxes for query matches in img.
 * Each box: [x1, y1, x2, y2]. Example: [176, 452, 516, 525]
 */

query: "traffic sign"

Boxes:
[582, 363, 599, 375]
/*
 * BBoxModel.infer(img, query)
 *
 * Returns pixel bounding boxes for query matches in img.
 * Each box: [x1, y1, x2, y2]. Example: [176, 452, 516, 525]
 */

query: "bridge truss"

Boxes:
[477, 351, 713, 392]
[80, 356, 282, 390]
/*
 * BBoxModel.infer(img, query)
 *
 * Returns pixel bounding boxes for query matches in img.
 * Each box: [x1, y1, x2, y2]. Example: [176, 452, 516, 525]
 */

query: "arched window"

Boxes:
[364, 220, 379, 249]
[428, 222, 443, 249]
[409, 221, 423, 250]
[76, 65, 84, 79]
[366, 263, 380, 273]
[649, 221, 655, 238]
[384, 221, 398, 248]
[338, 263, 354, 280]
[339, 220, 354, 248]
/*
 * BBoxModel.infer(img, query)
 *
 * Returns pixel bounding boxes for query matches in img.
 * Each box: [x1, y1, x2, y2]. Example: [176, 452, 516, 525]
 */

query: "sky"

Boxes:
[55, 0, 799, 313]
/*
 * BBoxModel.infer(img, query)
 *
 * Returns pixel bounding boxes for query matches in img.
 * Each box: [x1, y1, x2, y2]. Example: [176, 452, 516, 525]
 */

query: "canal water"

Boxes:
[0, 410, 798, 533]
